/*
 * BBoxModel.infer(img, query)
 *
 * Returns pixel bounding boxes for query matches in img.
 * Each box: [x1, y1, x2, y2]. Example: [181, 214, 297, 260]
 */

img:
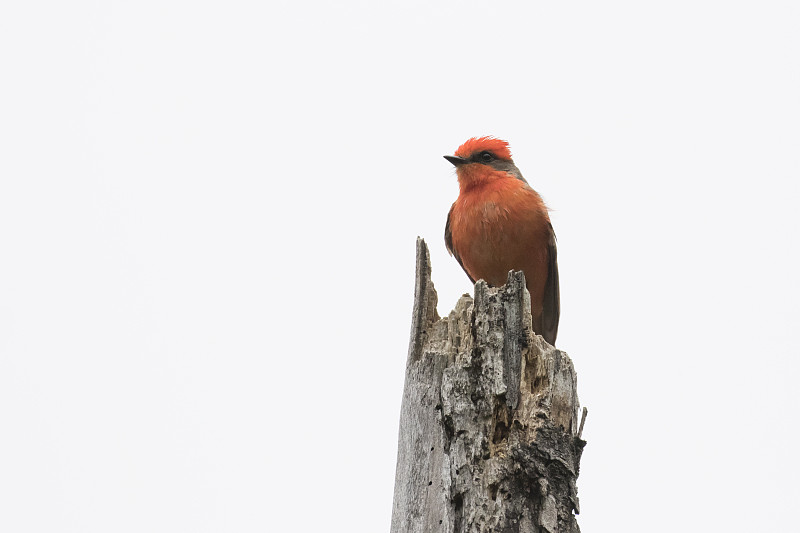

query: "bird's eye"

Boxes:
[480, 152, 494, 162]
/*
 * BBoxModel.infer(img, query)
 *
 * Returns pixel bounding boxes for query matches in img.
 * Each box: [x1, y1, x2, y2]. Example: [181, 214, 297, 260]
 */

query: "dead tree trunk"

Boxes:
[391, 238, 586, 533]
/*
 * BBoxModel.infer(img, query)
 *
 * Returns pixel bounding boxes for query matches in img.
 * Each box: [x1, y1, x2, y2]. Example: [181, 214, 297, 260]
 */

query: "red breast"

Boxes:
[444, 137, 560, 346]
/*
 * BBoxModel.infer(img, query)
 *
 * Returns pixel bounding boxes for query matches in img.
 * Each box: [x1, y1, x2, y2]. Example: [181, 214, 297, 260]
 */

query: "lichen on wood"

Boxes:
[391, 238, 586, 533]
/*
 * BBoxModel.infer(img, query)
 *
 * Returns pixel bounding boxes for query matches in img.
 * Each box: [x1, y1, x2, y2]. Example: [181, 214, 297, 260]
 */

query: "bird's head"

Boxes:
[444, 137, 525, 191]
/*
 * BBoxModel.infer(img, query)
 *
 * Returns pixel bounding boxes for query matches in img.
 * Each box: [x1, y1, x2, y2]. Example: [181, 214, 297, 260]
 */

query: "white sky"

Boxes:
[1, 1, 799, 531]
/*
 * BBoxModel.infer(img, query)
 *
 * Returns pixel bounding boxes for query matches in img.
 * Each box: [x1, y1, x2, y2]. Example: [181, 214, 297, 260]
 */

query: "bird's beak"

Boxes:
[444, 155, 469, 167]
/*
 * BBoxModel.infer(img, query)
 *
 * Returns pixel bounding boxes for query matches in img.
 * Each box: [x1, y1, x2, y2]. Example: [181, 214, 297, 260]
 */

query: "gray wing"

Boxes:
[541, 222, 560, 346]
[445, 204, 475, 284]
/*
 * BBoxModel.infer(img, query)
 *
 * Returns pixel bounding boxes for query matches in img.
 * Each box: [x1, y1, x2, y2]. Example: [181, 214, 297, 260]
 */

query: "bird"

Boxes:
[444, 136, 560, 346]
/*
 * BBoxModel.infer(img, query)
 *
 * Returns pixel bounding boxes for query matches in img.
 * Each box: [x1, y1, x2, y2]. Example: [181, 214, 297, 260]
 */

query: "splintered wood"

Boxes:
[391, 238, 585, 533]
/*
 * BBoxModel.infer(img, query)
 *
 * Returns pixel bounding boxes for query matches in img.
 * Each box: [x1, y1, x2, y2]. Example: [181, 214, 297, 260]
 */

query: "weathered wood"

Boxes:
[392, 238, 585, 533]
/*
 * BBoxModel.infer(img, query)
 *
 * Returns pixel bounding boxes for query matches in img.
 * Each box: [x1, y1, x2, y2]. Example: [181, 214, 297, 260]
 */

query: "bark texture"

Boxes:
[391, 238, 585, 533]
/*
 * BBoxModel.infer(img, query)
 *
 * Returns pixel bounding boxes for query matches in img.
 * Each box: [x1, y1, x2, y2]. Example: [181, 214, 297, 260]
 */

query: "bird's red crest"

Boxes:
[454, 137, 512, 160]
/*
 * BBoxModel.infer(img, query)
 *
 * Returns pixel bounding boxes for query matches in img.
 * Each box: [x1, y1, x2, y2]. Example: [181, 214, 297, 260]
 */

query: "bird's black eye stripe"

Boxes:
[476, 151, 495, 163]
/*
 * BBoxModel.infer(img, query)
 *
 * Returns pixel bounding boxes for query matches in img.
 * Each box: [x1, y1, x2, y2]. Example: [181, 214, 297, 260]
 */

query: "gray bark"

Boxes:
[391, 238, 586, 533]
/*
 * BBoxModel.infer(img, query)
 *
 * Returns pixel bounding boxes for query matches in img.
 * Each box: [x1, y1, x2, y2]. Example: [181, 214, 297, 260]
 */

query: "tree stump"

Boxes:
[391, 238, 586, 533]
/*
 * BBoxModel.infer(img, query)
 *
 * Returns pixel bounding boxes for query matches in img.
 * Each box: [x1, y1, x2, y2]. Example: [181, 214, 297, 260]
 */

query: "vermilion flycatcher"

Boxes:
[444, 137, 560, 346]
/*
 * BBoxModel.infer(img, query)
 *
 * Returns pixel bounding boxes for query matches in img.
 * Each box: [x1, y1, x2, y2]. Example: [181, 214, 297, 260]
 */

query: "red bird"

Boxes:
[444, 137, 560, 346]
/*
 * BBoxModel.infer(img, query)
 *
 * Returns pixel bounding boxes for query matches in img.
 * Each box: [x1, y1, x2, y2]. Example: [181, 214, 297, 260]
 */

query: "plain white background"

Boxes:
[1, 1, 798, 531]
